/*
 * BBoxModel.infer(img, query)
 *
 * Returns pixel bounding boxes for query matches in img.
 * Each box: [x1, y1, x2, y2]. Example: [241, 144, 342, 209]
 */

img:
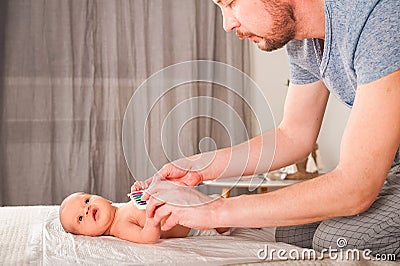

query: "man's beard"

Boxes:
[238, 1, 296, 52]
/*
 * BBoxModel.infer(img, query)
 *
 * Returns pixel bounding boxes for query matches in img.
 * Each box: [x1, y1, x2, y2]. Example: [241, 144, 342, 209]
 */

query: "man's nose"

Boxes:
[222, 10, 240, 32]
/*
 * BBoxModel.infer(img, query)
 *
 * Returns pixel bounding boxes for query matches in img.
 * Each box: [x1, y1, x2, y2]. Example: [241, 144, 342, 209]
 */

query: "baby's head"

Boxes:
[59, 192, 116, 236]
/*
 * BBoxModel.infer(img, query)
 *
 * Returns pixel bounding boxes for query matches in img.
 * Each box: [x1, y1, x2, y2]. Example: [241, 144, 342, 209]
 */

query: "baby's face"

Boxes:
[60, 193, 115, 236]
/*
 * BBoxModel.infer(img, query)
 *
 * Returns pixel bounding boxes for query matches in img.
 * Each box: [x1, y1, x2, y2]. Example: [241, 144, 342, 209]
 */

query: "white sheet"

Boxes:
[0, 205, 391, 265]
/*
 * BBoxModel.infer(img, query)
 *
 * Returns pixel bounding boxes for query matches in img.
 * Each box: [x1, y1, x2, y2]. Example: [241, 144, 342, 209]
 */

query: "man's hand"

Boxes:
[157, 160, 204, 187]
[143, 175, 224, 230]
[133, 155, 210, 195]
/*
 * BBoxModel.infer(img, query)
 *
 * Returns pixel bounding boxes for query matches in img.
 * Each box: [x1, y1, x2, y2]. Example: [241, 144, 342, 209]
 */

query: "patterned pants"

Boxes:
[275, 151, 400, 259]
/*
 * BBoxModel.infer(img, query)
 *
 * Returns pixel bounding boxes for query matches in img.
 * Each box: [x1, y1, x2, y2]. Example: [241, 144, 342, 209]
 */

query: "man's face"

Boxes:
[214, 0, 296, 52]
[60, 193, 115, 236]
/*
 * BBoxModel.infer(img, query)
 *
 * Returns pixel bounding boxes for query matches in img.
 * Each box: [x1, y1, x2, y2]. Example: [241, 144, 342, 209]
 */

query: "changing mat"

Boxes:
[1, 205, 391, 265]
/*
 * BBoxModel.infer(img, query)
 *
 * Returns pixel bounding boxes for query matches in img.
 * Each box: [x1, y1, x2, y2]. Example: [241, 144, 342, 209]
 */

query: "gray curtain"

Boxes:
[0, 0, 251, 206]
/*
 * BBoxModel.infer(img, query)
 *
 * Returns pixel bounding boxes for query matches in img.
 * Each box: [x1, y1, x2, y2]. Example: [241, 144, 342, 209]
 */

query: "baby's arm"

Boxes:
[114, 218, 161, 244]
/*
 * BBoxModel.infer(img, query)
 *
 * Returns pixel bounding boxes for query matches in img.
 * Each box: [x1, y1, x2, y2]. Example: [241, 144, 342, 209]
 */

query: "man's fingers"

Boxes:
[144, 177, 152, 188]
[146, 196, 165, 218]
[154, 205, 177, 231]
[143, 174, 163, 200]
[151, 172, 164, 185]
[161, 217, 177, 231]
[142, 192, 150, 201]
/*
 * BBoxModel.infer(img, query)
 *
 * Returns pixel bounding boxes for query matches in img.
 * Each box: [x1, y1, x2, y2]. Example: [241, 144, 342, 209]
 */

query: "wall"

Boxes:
[249, 44, 351, 172]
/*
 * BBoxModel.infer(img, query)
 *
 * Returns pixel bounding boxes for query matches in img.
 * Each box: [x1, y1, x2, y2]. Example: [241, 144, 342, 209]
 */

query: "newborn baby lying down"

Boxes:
[59, 192, 229, 244]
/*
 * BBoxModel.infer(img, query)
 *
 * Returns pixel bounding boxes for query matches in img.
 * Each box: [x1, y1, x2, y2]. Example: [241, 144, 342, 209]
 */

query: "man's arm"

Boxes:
[149, 80, 330, 187]
[151, 70, 400, 231]
[201, 80, 330, 179]
[149, 80, 330, 228]
[216, 69, 400, 228]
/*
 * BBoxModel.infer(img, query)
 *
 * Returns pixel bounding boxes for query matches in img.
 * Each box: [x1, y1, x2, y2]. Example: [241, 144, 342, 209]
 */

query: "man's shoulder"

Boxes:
[327, 0, 395, 25]
[326, 0, 380, 26]
[326, 0, 380, 11]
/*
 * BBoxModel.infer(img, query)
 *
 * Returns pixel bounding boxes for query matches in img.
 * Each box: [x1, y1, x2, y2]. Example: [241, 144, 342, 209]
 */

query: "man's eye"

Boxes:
[225, 0, 235, 8]
[85, 199, 89, 204]
[79, 216, 83, 221]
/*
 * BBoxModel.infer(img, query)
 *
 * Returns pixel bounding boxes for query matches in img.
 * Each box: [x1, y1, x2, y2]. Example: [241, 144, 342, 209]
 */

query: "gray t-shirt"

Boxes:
[286, 0, 399, 107]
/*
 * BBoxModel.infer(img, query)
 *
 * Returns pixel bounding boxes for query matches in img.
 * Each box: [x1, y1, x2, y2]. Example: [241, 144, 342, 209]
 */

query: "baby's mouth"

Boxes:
[92, 208, 98, 221]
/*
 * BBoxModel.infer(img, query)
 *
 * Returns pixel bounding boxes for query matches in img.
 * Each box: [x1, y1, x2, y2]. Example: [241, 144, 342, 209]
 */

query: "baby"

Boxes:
[59, 192, 228, 244]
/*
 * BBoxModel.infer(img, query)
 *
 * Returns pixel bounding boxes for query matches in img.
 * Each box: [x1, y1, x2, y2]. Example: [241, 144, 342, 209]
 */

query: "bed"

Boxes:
[0, 205, 391, 265]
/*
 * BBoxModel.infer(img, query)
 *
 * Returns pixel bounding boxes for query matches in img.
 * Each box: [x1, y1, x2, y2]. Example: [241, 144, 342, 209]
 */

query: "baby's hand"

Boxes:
[131, 180, 149, 193]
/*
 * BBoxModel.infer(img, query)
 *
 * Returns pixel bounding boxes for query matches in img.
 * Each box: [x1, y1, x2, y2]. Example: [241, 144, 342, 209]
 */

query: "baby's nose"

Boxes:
[85, 205, 91, 215]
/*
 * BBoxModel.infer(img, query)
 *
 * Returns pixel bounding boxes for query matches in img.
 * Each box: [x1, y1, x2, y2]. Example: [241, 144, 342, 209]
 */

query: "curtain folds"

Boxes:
[0, 0, 250, 205]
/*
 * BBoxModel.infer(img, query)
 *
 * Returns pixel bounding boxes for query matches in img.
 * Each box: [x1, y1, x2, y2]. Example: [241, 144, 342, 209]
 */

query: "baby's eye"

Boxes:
[79, 216, 83, 222]
[85, 199, 89, 204]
